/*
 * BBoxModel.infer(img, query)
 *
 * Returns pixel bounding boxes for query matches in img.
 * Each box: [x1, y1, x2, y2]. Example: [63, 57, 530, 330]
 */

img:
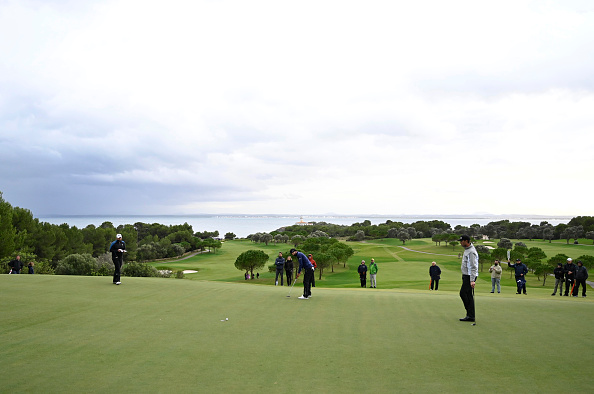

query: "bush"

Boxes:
[175, 270, 185, 279]
[56, 254, 97, 276]
[122, 262, 159, 277]
[34, 261, 55, 275]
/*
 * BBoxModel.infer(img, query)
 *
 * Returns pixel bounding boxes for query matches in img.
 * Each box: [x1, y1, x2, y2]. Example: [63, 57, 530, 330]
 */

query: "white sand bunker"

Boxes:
[183, 270, 198, 274]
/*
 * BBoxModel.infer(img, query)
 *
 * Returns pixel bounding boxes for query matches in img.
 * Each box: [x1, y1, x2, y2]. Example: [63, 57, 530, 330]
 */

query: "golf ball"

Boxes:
[225, 318, 228, 321]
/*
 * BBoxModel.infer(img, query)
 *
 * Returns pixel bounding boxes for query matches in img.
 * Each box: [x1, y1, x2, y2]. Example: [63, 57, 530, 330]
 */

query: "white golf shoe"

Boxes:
[298, 295, 308, 299]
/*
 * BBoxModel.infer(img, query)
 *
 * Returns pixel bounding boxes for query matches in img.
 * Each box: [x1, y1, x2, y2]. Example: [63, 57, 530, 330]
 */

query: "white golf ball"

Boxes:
[226, 318, 228, 321]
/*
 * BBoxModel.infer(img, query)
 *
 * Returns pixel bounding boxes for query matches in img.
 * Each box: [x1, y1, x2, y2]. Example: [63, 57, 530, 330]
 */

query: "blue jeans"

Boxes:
[491, 278, 500, 293]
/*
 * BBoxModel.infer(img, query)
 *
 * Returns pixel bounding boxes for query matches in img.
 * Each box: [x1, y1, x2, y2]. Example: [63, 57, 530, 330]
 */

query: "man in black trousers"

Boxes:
[292, 249, 314, 300]
[459, 235, 478, 322]
[109, 234, 126, 285]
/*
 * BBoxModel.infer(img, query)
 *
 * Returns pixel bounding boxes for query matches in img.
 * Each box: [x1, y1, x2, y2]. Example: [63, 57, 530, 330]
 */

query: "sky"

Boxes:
[1, 0, 593, 217]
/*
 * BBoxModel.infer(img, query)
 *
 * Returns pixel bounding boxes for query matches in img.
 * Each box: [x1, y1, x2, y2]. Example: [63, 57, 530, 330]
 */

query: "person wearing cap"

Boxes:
[563, 258, 577, 296]
[369, 258, 378, 288]
[551, 262, 565, 296]
[429, 261, 441, 291]
[357, 260, 368, 288]
[292, 248, 314, 299]
[489, 260, 502, 293]
[508, 258, 528, 294]
[458, 235, 478, 322]
[274, 252, 285, 286]
[109, 234, 126, 285]
[573, 260, 588, 297]
[308, 254, 317, 287]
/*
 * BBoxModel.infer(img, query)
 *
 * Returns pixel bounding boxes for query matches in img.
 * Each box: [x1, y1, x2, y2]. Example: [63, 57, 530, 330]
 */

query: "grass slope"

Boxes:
[1, 273, 592, 393]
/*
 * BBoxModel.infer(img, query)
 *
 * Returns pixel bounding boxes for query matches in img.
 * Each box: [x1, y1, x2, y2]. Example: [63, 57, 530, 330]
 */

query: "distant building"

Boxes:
[295, 216, 313, 226]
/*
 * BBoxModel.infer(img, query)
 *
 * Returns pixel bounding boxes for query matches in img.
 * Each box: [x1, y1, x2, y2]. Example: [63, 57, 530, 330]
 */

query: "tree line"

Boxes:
[0, 191, 223, 275]
[259, 217, 594, 244]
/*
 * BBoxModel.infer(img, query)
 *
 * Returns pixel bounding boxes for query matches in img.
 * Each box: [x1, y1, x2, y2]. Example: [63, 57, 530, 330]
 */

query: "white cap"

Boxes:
[567, 258, 572, 261]
[116, 234, 122, 238]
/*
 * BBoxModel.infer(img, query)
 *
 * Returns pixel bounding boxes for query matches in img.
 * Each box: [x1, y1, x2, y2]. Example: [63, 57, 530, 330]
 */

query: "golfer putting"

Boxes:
[291, 248, 314, 300]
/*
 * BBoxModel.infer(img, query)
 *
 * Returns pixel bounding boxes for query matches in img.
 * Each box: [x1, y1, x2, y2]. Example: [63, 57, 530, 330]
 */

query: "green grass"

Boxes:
[2, 238, 593, 393]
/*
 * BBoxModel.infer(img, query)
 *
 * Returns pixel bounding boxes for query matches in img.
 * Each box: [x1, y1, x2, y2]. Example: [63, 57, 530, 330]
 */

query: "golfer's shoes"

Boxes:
[115, 282, 121, 285]
[298, 295, 309, 300]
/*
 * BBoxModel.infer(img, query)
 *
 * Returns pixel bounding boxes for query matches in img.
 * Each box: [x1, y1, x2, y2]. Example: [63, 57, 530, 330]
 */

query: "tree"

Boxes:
[291, 235, 305, 247]
[0, 192, 16, 259]
[224, 232, 236, 240]
[261, 233, 273, 246]
[497, 238, 513, 249]
[55, 253, 98, 276]
[585, 231, 594, 245]
[387, 227, 399, 238]
[328, 242, 354, 269]
[354, 230, 365, 241]
[397, 230, 410, 245]
[234, 250, 269, 279]
[532, 262, 554, 285]
[475, 245, 491, 272]
[313, 252, 336, 280]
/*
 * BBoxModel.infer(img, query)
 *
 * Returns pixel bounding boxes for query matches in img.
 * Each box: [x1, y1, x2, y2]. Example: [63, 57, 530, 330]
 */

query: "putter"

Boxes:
[472, 286, 477, 326]
[286, 277, 298, 297]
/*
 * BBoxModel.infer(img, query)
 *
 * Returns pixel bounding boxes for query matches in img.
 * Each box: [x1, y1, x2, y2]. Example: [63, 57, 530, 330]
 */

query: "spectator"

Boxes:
[573, 260, 588, 298]
[369, 258, 378, 288]
[28, 261, 35, 274]
[508, 258, 528, 295]
[284, 256, 294, 285]
[357, 260, 368, 288]
[489, 260, 502, 293]
[429, 261, 441, 291]
[8, 255, 23, 274]
[308, 254, 317, 287]
[563, 258, 576, 296]
[274, 252, 285, 286]
[551, 263, 564, 296]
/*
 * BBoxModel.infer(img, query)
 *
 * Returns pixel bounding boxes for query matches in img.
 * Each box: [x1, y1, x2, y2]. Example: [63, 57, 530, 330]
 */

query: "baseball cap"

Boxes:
[458, 235, 471, 242]
[116, 234, 122, 238]
[567, 258, 572, 262]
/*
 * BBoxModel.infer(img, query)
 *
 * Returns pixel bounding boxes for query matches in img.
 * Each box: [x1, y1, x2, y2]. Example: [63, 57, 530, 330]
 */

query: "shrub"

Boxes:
[122, 262, 159, 277]
[34, 261, 55, 275]
[56, 254, 97, 276]
[175, 270, 185, 279]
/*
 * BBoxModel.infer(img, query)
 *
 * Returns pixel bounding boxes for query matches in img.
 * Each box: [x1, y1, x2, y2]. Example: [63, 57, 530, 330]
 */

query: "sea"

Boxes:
[36, 214, 573, 239]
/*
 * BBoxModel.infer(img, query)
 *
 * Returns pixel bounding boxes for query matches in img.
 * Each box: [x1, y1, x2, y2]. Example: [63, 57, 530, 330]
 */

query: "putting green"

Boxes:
[1, 274, 592, 393]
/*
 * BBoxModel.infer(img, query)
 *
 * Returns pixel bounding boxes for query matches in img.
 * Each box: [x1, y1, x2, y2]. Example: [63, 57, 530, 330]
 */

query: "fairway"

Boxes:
[1, 274, 592, 393]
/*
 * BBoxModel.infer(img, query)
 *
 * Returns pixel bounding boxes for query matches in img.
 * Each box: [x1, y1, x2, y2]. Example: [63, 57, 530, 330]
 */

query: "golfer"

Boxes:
[459, 235, 478, 322]
[110, 234, 126, 285]
[291, 248, 314, 300]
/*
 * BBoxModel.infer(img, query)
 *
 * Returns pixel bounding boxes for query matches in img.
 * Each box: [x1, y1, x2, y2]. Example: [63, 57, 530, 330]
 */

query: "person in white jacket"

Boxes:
[459, 235, 478, 322]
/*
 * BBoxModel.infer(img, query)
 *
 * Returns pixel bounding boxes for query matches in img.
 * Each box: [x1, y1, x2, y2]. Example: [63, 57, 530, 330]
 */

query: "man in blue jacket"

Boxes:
[274, 252, 285, 286]
[508, 258, 528, 294]
[109, 234, 126, 285]
[291, 248, 314, 300]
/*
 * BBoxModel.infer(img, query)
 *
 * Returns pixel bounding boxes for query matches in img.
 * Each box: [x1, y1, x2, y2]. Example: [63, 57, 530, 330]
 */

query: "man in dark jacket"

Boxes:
[508, 259, 528, 294]
[109, 234, 126, 285]
[357, 260, 368, 288]
[429, 261, 441, 291]
[563, 258, 577, 296]
[274, 252, 285, 286]
[572, 260, 588, 297]
[9, 255, 23, 274]
[552, 263, 564, 296]
[292, 248, 314, 299]
[284, 256, 294, 285]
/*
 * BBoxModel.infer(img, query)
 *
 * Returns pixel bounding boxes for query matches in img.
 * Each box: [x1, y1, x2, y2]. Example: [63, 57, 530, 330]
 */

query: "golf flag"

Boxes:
[507, 249, 511, 261]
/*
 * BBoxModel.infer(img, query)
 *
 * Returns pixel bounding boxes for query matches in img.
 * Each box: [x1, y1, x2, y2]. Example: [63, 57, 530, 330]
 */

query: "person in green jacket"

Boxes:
[369, 258, 378, 288]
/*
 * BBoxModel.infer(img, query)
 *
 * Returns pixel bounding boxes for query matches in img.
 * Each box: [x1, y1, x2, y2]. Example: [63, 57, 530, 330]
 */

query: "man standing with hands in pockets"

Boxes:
[459, 235, 478, 322]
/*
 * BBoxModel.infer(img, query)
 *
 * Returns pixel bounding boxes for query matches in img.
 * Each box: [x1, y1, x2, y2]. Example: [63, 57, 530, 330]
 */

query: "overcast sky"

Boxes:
[1, 0, 593, 216]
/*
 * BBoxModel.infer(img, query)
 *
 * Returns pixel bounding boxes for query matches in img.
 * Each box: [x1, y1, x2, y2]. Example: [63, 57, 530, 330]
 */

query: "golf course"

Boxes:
[2, 238, 593, 393]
